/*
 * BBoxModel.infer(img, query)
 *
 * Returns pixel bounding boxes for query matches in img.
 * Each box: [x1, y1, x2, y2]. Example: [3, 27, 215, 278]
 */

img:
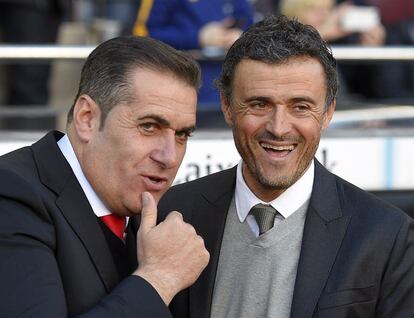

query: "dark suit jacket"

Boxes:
[158, 160, 414, 318]
[0, 131, 171, 317]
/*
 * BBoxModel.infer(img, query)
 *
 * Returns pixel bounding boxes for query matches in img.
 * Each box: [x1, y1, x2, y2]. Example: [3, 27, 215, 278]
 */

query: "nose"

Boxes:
[266, 107, 292, 138]
[150, 131, 179, 169]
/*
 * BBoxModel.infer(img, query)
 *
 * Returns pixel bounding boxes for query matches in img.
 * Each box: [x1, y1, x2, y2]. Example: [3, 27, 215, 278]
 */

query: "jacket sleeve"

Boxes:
[0, 170, 172, 318]
[77, 277, 172, 318]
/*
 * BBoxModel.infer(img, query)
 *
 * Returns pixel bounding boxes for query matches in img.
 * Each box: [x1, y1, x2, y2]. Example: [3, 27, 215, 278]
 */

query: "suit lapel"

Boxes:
[56, 178, 120, 291]
[189, 168, 237, 318]
[32, 131, 119, 292]
[290, 160, 351, 318]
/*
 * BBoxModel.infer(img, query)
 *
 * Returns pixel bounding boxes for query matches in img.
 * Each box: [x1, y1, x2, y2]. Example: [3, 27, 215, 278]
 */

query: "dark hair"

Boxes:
[67, 36, 201, 125]
[216, 15, 338, 110]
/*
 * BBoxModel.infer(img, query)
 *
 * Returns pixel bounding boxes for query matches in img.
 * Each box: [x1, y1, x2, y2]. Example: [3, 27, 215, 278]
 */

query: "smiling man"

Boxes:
[0, 36, 209, 317]
[158, 16, 414, 318]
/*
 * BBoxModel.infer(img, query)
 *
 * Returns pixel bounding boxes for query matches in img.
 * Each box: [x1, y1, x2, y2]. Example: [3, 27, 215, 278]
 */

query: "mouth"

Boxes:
[260, 142, 296, 158]
[142, 174, 169, 191]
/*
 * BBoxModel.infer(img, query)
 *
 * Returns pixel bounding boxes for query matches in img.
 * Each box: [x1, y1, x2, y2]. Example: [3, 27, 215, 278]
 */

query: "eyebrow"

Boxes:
[244, 95, 317, 105]
[289, 96, 317, 105]
[244, 96, 272, 103]
[138, 114, 196, 134]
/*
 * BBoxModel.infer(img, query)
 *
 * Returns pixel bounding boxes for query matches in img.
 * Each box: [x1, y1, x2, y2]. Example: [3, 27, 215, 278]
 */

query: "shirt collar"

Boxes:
[57, 134, 111, 218]
[235, 159, 314, 222]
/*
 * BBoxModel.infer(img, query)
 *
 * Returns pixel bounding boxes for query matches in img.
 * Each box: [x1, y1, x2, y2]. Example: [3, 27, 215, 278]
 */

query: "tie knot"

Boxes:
[100, 214, 126, 241]
[250, 203, 278, 235]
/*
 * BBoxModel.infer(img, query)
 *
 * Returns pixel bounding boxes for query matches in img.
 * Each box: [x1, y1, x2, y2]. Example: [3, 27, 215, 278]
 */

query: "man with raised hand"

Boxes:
[0, 36, 209, 317]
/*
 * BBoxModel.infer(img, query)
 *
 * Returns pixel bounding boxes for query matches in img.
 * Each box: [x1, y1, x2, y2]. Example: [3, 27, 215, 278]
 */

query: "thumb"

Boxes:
[139, 192, 157, 235]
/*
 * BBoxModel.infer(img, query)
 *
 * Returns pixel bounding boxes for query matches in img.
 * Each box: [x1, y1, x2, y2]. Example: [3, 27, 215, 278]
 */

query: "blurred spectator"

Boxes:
[132, 0, 253, 111]
[345, 0, 413, 26]
[251, 0, 281, 21]
[73, 0, 138, 35]
[360, 0, 414, 101]
[280, 0, 386, 103]
[0, 0, 71, 129]
[73, 0, 95, 22]
[281, 0, 383, 42]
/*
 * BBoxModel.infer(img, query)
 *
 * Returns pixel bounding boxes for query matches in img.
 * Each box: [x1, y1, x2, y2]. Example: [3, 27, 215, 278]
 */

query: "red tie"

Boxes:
[100, 214, 126, 241]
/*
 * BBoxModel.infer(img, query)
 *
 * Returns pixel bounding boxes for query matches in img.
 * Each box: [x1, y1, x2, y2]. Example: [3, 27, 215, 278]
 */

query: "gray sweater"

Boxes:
[210, 198, 308, 318]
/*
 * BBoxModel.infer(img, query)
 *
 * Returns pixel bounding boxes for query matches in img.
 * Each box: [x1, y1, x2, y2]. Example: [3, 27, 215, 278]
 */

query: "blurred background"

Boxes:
[0, 0, 414, 215]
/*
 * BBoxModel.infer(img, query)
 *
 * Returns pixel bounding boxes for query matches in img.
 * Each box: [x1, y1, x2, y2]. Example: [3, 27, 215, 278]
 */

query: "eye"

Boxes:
[250, 101, 267, 110]
[139, 122, 158, 134]
[175, 130, 193, 142]
[249, 101, 272, 114]
[293, 104, 309, 113]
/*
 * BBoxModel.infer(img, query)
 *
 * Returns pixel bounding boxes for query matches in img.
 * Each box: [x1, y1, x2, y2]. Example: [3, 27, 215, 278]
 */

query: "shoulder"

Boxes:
[0, 142, 33, 168]
[167, 167, 235, 196]
[312, 161, 411, 238]
[158, 167, 236, 218]
[0, 146, 39, 196]
[334, 173, 411, 231]
[0, 144, 54, 229]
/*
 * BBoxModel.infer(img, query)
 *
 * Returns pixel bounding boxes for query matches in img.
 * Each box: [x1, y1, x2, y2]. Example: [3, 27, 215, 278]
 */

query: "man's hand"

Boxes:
[359, 24, 385, 46]
[134, 192, 210, 305]
[199, 21, 242, 49]
[317, 3, 353, 42]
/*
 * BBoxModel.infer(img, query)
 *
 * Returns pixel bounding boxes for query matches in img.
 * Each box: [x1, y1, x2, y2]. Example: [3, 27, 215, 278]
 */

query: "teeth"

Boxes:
[261, 143, 294, 151]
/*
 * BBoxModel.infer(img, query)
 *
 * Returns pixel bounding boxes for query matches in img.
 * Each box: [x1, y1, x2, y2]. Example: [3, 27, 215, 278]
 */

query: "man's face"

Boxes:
[299, 0, 333, 29]
[222, 57, 335, 201]
[79, 68, 197, 216]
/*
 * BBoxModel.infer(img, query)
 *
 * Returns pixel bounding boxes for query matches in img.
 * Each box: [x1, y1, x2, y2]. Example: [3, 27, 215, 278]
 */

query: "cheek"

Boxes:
[301, 125, 322, 141]
[124, 140, 152, 162]
[297, 126, 323, 155]
[235, 117, 262, 137]
[290, 116, 323, 143]
[177, 144, 187, 162]
[108, 149, 145, 187]
[302, 112, 326, 132]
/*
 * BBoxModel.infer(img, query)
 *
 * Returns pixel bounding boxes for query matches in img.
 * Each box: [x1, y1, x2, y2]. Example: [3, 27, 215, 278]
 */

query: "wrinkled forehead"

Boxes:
[231, 57, 329, 102]
[233, 56, 327, 82]
[126, 69, 197, 125]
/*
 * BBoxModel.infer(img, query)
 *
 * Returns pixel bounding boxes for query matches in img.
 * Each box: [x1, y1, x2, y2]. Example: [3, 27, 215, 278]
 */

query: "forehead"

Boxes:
[232, 57, 327, 101]
[127, 67, 197, 124]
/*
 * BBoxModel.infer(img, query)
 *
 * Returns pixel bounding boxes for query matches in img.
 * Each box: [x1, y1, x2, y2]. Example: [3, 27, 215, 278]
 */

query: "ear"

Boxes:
[220, 93, 233, 127]
[72, 94, 102, 142]
[321, 99, 336, 131]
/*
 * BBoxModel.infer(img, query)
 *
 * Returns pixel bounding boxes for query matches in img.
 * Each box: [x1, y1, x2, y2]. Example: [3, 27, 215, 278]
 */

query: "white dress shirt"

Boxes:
[235, 159, 314, 237]
[57, 134, 112, 218]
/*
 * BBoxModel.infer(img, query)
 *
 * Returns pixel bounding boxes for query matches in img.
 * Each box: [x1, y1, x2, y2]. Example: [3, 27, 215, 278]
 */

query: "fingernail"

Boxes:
[142, 192, 149, 204]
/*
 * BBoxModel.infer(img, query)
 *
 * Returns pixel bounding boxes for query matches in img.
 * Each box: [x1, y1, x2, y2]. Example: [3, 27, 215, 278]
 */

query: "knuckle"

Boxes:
[184, 223, 197, 235]
[198, 248, 210, 266]
[204, 250, 210, 262]
[173, 210, 183, 218]
[165, 211, 184, 224]
[196, 234, 205, 245]
[195, 235, 208, 253]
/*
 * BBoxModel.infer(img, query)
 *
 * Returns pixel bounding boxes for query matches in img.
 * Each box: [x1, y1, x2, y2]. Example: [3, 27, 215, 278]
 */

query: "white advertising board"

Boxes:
[1, 133, 413, 191]
[175, 136, 414, 191]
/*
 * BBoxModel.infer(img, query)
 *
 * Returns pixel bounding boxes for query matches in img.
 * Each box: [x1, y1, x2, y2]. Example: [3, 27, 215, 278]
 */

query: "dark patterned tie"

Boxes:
[250, 203, 278, 235]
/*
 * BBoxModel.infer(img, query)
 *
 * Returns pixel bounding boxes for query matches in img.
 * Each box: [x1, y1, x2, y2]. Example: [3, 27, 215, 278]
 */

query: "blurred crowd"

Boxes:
[0, 0, 413, 130]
